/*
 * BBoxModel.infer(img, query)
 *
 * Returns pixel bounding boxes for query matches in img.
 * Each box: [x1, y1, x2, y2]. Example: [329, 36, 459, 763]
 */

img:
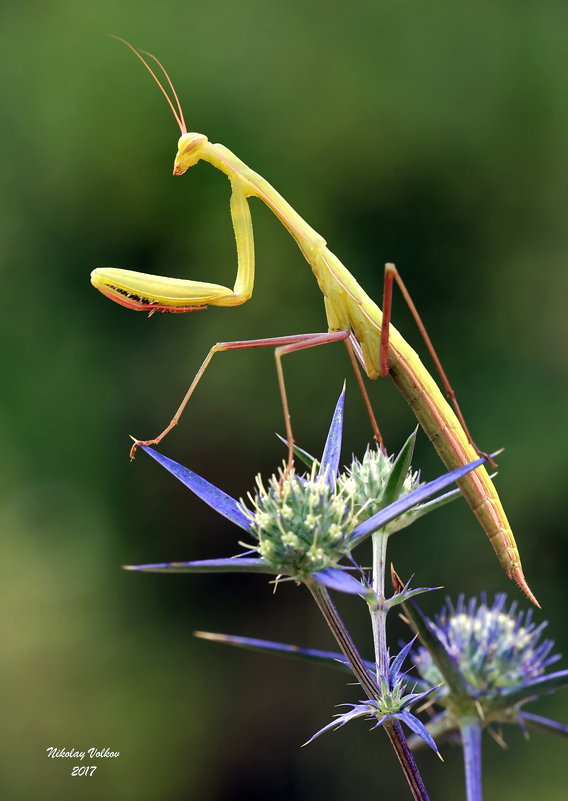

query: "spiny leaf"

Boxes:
[381, 429, 417, 508]
[317, 385, 345, 487]
[493, 670, 568, 710]
[194, 631, 375, 676]
[276, 434, 318, 471]
[140, 446, 251, 531]
[351, 454, 486, 545]
[124, 557, 274, 574]
[520, 712, 568, 739]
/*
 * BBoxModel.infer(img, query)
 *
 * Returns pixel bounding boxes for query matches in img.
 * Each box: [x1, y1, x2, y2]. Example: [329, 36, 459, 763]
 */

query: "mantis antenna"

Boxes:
[110, 35, 187, 134]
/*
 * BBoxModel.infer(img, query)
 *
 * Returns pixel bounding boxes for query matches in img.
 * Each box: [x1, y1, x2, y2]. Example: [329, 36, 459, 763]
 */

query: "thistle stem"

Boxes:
[371, 529, 389, 678]
[369, 530, 431, 801]
[384, 719, 431, 801]
[307, 580, 378, 700]
[461, 720, 483, 801]
[307, 574, 430, 801]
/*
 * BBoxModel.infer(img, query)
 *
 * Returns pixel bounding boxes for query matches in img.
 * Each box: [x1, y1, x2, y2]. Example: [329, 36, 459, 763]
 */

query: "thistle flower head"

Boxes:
[399, 591, 568, 755]
[415, 594, 558, 694]
[338, 444, 421, 532]
[306, 637, 441, 754]
[128, 388, 488, 594]
[243, 463, 358, 579]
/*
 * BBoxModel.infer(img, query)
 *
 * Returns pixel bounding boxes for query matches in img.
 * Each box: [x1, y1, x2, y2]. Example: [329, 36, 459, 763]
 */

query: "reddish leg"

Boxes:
[344, 338, 386, 453]
[273, 333, 385, 471]
[379, 263, 496, 467]
[130, 330, 384, 462]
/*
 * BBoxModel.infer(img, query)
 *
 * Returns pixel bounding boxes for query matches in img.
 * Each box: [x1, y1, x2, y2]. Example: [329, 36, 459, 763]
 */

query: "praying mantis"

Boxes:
[91, 37, 537, 606]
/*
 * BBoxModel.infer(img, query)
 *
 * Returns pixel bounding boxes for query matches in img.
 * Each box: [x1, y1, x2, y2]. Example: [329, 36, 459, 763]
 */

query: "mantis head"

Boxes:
[111, 38, 210, 176]
[173, 133, 208, 175]
[112, 35, 206, 174]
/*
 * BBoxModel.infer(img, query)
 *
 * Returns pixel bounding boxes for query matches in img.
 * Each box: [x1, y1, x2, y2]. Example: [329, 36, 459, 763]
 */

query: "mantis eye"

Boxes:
[178, 133, 207, 154]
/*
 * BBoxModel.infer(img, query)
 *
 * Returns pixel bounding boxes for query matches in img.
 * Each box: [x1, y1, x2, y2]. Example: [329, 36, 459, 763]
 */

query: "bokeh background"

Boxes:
[1, 1, 567, 799]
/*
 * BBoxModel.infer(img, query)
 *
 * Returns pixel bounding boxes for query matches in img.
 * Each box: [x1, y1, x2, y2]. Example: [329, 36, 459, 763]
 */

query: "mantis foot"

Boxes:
[129, 436, 161, 460]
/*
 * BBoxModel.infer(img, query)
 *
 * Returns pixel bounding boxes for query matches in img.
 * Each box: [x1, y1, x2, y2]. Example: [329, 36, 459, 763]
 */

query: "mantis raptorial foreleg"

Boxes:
[223, 183, 255, 305]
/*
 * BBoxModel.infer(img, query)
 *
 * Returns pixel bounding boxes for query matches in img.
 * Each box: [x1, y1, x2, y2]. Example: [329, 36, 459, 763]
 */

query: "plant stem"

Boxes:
[307, 580, 378, 700]
[371, 530, 389, 678]
[369, 530, 431, 801]
[384, 719, 431, 801]
[461, 720, 483, 801]
[307, 576, 430, 801]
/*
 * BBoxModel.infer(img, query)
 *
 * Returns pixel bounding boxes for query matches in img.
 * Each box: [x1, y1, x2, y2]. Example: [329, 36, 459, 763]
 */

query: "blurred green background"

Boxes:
[1, 1, 567, 799]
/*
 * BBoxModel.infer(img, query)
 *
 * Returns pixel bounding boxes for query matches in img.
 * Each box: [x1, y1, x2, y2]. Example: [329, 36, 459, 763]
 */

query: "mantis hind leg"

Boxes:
[378, 263, 496, 467]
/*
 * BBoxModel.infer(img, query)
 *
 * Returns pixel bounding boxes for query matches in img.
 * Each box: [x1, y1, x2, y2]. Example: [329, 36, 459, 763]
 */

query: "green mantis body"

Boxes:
[90, 41, 536, 605]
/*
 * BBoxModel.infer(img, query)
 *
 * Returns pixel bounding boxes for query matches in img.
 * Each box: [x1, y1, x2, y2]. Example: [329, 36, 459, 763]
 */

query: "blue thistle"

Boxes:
[305, 637, 442, 755]
[125, 387, 486, 594]
[398, 589, 568, 801]
[415, 594, 559, 693]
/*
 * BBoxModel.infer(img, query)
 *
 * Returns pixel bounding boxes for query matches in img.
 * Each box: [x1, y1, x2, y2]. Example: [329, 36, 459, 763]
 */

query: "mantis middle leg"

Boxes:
[129, 330, 384, 463]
